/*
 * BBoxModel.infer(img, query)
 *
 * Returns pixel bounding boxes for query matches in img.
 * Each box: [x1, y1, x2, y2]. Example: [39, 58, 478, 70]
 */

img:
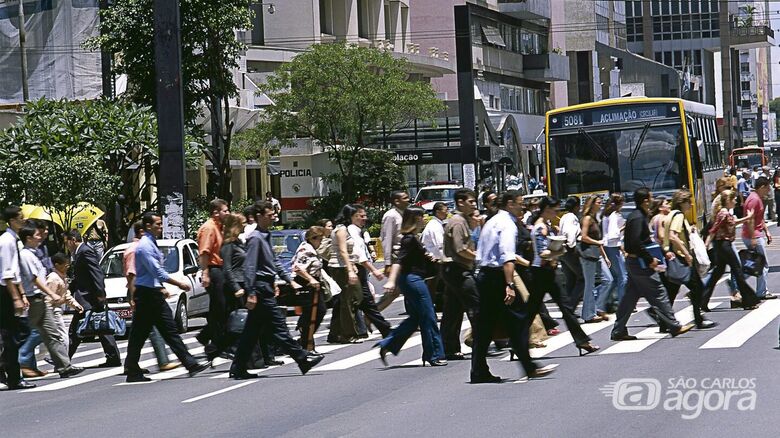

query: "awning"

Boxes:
[267, 157, 281, 175]
[481, 25, 506, 48]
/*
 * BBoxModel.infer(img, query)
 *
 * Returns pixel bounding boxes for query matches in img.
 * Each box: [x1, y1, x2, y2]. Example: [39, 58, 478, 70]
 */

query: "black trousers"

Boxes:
[124, 286, 198, 374]
[232, 278, 307, 372]
[440, 263, 480, 356]
[471, 268, 536, 377]
[559, 248, 584, 312]
[297, 288, 327, 351]
[356, 265, 391, 336]
[68, 303, 120, 362]
[612, 258, 681, 337]
[527, 266, 590, 346]
[702, 240, 760, 308]
[200, 267, 228, 356]
[660, 260, 704, 326]
[0, 285, 22, 384]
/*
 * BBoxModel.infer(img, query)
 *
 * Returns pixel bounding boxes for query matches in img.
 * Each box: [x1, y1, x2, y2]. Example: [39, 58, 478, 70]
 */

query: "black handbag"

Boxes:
[276, 277, 314, 307]
[739, 248, 766, 277]
[227, 308, 249, 334]
[577, 242, 601, 261]
[666, 257, 691, 285]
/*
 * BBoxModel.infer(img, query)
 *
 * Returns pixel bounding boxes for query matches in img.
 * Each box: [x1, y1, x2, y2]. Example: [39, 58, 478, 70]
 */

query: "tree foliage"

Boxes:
[253, 43, 444, 202]
[0, 98, 202, 240]
[86, 0, 253, 200]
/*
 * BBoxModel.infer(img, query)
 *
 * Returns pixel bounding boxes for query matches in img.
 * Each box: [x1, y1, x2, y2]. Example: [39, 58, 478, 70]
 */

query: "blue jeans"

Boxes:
[742, 236, 769, 297]
[378, 273, 444, 362]
[580, 257, 613, 321]
[18, 327, 42, 369]
[603, 247, 627, 304]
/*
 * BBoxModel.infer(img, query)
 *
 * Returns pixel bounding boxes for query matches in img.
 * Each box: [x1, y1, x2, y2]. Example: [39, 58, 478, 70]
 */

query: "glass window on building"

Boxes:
[652, 0, 660, 16]
[449, 163, 463, 184]
[691, 0, 699, 13]
[418, 164, 450, 186]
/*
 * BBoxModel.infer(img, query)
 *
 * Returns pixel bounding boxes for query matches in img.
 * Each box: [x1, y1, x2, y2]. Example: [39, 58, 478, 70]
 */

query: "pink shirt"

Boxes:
[124, 240, 139, 277]
[742, 192, 765, 239]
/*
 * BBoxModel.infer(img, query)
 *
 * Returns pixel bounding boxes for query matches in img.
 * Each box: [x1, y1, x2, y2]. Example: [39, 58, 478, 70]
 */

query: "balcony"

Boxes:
[474, 46, 525, 77]
[523, 53, 569, 82]
[729, 20, 775, 49]
[497, 0, 550, 21]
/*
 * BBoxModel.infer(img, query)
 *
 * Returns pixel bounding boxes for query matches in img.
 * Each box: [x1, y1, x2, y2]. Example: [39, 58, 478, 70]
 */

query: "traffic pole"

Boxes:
[153, 0, 187, 239]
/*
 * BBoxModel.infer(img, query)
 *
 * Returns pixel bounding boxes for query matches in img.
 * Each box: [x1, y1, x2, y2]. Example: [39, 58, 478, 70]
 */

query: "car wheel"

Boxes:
[175, 298, 188, 334]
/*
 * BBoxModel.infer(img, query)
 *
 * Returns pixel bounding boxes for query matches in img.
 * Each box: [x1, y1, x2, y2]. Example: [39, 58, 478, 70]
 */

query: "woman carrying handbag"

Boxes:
[578, 195, 613, 324]
[292, 226, 329, 352]
[660, 190, 717, 330]
[701, 190, 760, 311]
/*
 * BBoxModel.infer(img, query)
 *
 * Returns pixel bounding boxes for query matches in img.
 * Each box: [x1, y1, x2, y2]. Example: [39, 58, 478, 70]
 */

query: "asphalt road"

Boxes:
[3, 227, 780, 438]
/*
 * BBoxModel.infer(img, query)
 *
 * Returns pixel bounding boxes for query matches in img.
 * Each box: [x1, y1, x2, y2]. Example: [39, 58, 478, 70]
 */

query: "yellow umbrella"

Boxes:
[51, 203, 105, 236]
[21, 204, 54, 222]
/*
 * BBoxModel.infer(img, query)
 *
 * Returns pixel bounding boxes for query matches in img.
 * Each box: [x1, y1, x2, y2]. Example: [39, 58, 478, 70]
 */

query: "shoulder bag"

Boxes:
[76, 307, 127, 338]
[739, 248, 766, 277]
[665, 256, 691, 285]
[227, 308, 249, 334]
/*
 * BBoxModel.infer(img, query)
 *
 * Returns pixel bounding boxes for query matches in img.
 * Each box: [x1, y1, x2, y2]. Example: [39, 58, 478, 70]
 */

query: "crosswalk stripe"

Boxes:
[599, 302, 724, 355]
[699, 300, 780, 349]
[315, 336, 422, 371]
[182, 381, 258, 403]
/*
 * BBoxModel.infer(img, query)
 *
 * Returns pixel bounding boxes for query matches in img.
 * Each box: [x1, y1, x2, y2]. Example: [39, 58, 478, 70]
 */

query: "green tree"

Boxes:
[768, 98, 780, 115]
[20, 157, 120, 235]
[253, 43, 444, 202]
[86, 0, 252, 201]
[0, 98, 202, 241]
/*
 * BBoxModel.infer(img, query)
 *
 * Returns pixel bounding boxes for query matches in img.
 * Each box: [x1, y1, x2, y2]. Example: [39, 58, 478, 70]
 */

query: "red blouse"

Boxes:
[709, 209, 736, 241]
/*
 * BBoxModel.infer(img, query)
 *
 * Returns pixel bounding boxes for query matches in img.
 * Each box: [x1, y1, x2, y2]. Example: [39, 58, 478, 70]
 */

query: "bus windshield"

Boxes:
[732, 151, 763, 169]
[548, 122, 687, 199]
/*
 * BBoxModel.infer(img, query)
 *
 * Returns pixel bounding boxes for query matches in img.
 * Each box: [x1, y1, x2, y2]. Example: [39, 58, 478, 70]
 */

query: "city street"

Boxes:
[1, 227, 780, 437]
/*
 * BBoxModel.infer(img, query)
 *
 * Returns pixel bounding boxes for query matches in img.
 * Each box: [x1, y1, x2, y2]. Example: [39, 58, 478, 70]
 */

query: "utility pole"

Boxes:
[18, 1, 29, 101]
[757, 104, 765, 149]
[99, 0, 113, 97]
[153, 0, 187, 239]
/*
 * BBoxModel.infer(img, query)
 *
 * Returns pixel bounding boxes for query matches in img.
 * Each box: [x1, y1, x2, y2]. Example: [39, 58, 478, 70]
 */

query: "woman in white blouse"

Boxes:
[601, 193, 627, 308]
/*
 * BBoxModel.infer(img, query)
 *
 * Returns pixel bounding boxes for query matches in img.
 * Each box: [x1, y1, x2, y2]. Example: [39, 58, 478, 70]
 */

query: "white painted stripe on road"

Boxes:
[397, 321, 472, 367]
[315, 336, 422, 371]
[181, 380, 257, 403]
[599, 302, 723, 355]
[699, 300, 780, 349]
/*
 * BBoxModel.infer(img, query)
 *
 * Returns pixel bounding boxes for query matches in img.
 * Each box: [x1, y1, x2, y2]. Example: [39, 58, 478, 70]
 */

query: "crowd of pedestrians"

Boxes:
[1, 167, 777, 388]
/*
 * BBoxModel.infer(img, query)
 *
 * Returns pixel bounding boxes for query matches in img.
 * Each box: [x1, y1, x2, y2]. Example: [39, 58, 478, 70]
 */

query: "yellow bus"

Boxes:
[545, 97, 723, 225]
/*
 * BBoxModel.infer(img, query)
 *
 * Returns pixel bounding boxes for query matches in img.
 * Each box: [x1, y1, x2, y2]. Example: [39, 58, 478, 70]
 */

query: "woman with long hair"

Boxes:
[526, 197, 599, 356]
[661, 190, 717, 330]
[293, 226, 329, 352]
[376, 207, 446, 366]
[649, 196, 670, 245]
[220, 213, 280, 367]
[702, 190, 760, 310]
[327, 205, 364, 344]
[579, 195, 613, 323]
[602, 193, 627, 310]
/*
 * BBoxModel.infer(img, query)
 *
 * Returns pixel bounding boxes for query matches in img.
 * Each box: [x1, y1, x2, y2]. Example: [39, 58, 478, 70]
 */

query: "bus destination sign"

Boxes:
[549, 103, 675, 130]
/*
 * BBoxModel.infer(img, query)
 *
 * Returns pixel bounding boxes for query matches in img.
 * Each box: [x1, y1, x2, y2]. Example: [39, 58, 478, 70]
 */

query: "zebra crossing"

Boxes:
[3, 294, 780, 398]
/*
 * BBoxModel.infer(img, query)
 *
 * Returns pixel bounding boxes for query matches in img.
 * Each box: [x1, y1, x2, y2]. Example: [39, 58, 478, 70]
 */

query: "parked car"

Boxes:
[270, 229, 309, 308]
[99, 239, 210, 334]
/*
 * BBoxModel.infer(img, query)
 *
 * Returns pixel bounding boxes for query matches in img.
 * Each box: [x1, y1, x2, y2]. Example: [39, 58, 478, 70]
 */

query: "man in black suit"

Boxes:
[64, 230, 121, 366]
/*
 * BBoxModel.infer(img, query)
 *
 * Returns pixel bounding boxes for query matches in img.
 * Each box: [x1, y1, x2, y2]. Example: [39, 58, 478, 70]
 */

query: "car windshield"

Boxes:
[732, 151, 763, 169]
[416, 188, 456, 202]
[271, 233, 302, 256]
[100, 246, 179, 277]
[548, 122, 687, 199]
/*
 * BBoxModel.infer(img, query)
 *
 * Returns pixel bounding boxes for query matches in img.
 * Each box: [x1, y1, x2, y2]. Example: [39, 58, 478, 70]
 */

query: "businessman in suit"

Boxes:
[64, 230, 121, 366]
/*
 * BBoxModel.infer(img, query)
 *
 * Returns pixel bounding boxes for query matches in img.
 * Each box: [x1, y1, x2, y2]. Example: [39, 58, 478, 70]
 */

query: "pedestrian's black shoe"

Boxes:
[98, 360, 122, 368]
[125, 374, 151, 383]
[6, 380, 36, 390]
[470, 374, 502, 384]
[59, 366, 84, 378]
[696, 320, 718, 329]
[0, 373, 6, 385]
[610, 333, 638, 341]
[122, 367, 150, 376]
[188, 361, 210, 377]
[266, 359, 284, 366]
[297, 353, 324, 375]
[670, 323, 695, 338]
[229, 368, 256, 380]
[445, 352, 467, 361]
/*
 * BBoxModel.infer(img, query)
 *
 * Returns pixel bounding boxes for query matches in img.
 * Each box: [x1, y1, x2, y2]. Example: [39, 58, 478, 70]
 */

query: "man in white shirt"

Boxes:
[266, 191, 282, 223]
[558, 196, 584, 313]
[421, 202, 448, 261]
[377, 191, 410, 311]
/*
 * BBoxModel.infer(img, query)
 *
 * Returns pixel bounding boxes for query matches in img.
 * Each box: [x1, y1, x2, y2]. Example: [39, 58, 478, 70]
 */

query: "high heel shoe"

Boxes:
[576, 342, 600, 356]
[374, 343, 389, 366]
[423, 359, 448, 367]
